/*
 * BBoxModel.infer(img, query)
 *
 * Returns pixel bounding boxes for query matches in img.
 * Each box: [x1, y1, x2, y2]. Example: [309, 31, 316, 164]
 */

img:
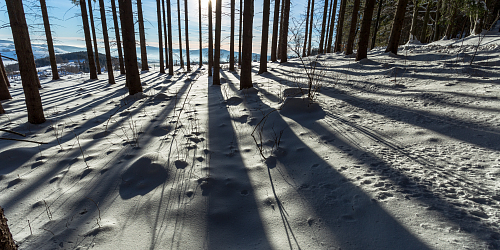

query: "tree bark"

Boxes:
[162, 0, 168, 69]
[345, 0, 360, 55]
[432, 0, 441, 41]
[157, 0, 165, 73]
[80, 0, 98, 79]
[370, 0, 383, 49]
[230, 0, 235, 70]
[239, 0, 243, 64]
[165, 0, 174, 75]
[6, 0, 46, 124]
[199, 0, 203, 66]
[118, 0, 142, 95]
[214, 0, 222, 84]
[334, 0, 347, 52]
[259, 0, 270, 73]
[137, 0, 149, 71]
[88, 0, 101, 74]
[319, 0, 329, 54]
[279, 0, 290, 62]
[185, 0, 191, 71]
[420, 0, 431, 42]
[409, 0, 420, 41]
[99, 0, 116, 84]
[302, 0, 311, 57]
[40, 0, 59, 80]
[356, 0, 376, 60]
[110, 0, 125, 75]
[322, 0, 332, 53]
[177, 0, 185, 68]
[326, 0, 338, 53]
[307, 0, 315, 55]
[277, 0, 286, 59]
[445, 5, 458, 39]
[0, 55, 9, 87]
[0, 206, 16, 250]
[270, 0, 280, 61]
[241, 0, 254, 89]
[208, 0, 213, 76]
[0, 61, 11, 100]
[385, 0, 409, 54]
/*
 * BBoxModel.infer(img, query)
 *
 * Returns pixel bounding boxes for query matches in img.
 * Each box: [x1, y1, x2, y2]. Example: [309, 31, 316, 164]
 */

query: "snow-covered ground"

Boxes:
[1, 32, 500, 250]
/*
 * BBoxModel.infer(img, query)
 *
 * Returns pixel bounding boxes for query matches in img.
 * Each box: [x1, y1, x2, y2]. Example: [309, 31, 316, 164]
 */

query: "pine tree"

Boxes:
[230, 0, 236, 70]
[334, 0, 347, 52]
[99, 0, 116, 84]
[0, 55, 9, 87]
[345, 0, 360, 55]
[307, 0, 314, 55]
[302, 0, 311, 57]
[279, 0, 290, 62]
[110, 0, 125, 74]
[199, 0, 203, 66]
[318, 0, 329, 54]
[118, 0, 142, 94]
[214, 0, 222, 85]
[137, 0, 149, 71]
[385, 0, 410, 54]
[0, 206, 17, 250]
[88, 0, 101, 74]
[409, 0, 420, 41]
[177, 0, 185, 68]
[370, 0, 383, 49]
[157, 0, 165, 73]
[270, 0, 280, 61]
[162, 0, 168, 69]
[356, 0, 376, 60]
[0, 58, 11, 100]
[40, 0, 59, 80]
[326, 0, 338, 53]
[79, 0, 98, 79]
[239, 0, 243, 65]
[259, 0, 270, 73]
[208, 0, 214, 76]
[185, 0, 191, 71]
[241, 0, 254, 89]
[6, 0, 46, 124]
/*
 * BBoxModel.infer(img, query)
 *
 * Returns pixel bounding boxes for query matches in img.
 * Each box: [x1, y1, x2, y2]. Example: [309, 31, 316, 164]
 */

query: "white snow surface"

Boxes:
[1, 34, 500, 250]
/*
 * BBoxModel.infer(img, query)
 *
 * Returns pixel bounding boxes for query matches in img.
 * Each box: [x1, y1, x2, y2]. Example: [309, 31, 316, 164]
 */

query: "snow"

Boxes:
[1, 32, 500, 250]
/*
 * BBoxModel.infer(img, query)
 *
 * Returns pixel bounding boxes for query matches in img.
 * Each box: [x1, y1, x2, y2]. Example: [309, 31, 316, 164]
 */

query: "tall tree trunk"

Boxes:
[318, 0, 329, 54]
[163, 0, 173, 74]
[157, 0, 165, 73]
[270, 0, 280, 61]
[334, 0, 347, 52]
[324, 0, 334, 52]
[88, 0, 101, 74]
[356, 0, 376, 60]
[241, 0, 254, 89]
[0, 54, 11, 88]
[409, 0, 420, 41]
[307, 0, 315, 55]
[185, 0, 191, 71]
[420, 0, 431, 42]
[302, 0, 311, 57]
[214, 0, 222, 84]
[6, 0, 46, 124]
[385, 0, 409, 54]
[370, 0, 383, 49]
[118, 0, 142, 95]
[230, 0, 235, 70]
[259, 0, 270, 73]
[99, 0, 116, 84]
[0, 60, 11, 100]
[345, 0, 360, 55]
[199, 0, 203, 66]
[80, 0, 98, 79]
[239, 0, 243, 65]
[0, 206, 16, 250]
[277, 0, 286, 59]
[110, 0, 125, 75]
[445, 5, 458, 39]
[40, 0, 59, 80]
[326, 0, 338, 52]
[137, 0, 149, 71]
[209, 0, 213, 76]
[279, 0, 290, 62]
[177, 0, 185, 68]
[433, 0, 441, 41]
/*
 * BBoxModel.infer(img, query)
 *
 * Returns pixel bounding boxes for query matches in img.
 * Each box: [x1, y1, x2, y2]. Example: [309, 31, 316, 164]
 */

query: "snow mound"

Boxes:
[0, 147, 38, 174]
[280, 97, 325, 120]
[119, 153, 169, 199]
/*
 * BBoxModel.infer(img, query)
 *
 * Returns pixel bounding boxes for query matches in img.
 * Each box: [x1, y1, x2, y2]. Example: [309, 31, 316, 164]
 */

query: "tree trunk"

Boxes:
[99, 0, 116, 84]
[370, 0, 383, 49]
[0, 61, 11, 100]
[270, 0, 280, 61]
[0, 101, 5, 114]
[137, 0, 149, 71]
[162, 0, 168, 70]
[326, 0, 338, 53]
[110, 0, 125, 75]
[302, 0, 311, 57]
[6, 0, 46, 124]
[445, 5, 458, 39]
[279, 0, 290, 62]
[177, 0, 185, 68]
[318, 0, 329, 54]
[385, 0, 409, 54]
[239, 0, 243, 65]
[432, 0, 441, 41]
[259, 0, 270, 73]
[420, 0, 431, 42]
[0, 56, 9, 87]
[80, 0, 98, 79]
[241, 0, 254, 89]
[40, 0, 59, 80]
[324, 0, 333, 53]
[157, 0, 165, 73]
[214, 0, 222, 85]
[118, 0, 142, 95]
[185, 0, 191, 71]
[199, 0, 203, 66]
[277, 0, 286, 59]
[356, 0, 376, 60]
[165, 0, 174, 75]
[409, 0, 420, 41]
[307, 0, 315, 55]
[0, 206, 16, 250]
[345, 0, 360, 55]
[88, 0, 101, 74]
[334, 0, 347, 52]
[208, 0, 213, 76]
[230, 0, 235, 70]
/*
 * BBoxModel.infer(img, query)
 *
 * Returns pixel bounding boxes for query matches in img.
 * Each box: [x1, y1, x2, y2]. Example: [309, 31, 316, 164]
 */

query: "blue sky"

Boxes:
[0, 0, 327, 54]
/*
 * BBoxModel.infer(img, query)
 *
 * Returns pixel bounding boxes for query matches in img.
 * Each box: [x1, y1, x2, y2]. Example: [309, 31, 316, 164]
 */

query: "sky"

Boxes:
[0, 0, 328, 55]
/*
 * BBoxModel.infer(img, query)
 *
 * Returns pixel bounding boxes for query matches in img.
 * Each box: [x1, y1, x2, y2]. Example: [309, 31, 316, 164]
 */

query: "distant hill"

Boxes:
[0, 39, 85, 64]
[4, 51, 108, 73]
